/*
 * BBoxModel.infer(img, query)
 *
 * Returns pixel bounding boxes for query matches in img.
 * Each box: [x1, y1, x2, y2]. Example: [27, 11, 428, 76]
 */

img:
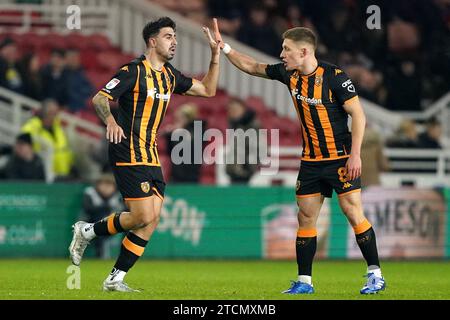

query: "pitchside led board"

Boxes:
[0, 183, 448, 259]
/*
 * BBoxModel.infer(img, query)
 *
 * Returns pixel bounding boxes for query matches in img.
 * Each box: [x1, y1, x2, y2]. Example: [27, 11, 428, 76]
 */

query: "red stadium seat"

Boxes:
[43, 32, 67, 49]
[96, 51, 127, 72]
[66, 32, 89, 50]
[245, 96, 267, 114]
[80, 49, 99, 70]
[86, 33, 114, 51]
[86, 70, 111, 91]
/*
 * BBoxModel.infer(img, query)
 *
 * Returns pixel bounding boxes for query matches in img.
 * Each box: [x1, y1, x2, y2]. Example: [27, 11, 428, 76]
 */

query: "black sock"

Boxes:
[355, 227, 380, 267]
[296, 229, 317, 277]
[93, 212, 125, 236]
[113, 232, 148, 272]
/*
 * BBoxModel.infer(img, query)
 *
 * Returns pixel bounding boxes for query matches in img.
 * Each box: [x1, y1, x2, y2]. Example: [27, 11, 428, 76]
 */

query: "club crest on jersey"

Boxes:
[141, 181, 150, 193]
[314, 75, 323, 86]
[105, 78, 120, 89]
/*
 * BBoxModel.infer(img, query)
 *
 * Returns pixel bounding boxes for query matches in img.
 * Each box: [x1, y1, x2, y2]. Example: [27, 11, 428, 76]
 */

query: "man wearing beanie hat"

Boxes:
[0, 133, 45, 181]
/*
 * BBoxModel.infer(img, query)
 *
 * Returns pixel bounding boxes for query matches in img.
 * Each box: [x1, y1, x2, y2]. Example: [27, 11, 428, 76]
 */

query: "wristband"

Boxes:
[223, 43, 231, 54]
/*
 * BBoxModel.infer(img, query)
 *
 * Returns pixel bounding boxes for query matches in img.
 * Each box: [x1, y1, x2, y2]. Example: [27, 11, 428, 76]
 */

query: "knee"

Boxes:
[298, 208, 316, 225]
[298, 207, 315, 220]
[339, 198, 365, 224]
[340, 199, 360, 215]
[133, 211, 160, 228]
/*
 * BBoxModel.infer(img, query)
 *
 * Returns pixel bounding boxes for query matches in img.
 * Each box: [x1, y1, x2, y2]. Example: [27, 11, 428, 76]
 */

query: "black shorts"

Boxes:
[295, 157, 361, 198]
[111, 165, 166, 201]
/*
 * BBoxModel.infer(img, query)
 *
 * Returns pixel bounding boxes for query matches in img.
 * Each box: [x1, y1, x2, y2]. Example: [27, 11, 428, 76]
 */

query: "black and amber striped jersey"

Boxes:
[98, 55, 193, 166]
[266, 60, 358, 161]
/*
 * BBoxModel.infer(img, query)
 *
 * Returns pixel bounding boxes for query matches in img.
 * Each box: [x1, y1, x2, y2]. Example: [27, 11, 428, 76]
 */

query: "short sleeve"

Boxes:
[329, 69, 358, 104]
[166, 63, 193, 94]
[265, 63, 290, 85]
[99, 64, 137, 101]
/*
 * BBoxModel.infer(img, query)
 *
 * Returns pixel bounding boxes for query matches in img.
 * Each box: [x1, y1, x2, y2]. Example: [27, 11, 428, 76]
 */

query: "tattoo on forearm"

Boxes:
[94, 96, 112, 124]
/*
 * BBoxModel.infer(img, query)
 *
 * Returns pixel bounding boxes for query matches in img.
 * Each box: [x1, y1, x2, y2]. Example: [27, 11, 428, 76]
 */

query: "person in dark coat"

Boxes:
[0, 133, 45, 181]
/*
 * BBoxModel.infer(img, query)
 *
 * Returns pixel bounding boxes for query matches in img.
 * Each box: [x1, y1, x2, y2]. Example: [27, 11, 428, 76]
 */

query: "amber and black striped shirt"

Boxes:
[99, 55, 193, 166]
[266, 60, 358, 161]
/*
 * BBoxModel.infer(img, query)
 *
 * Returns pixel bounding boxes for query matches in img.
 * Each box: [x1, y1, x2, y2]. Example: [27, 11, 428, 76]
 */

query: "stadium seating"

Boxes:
[0, 31, 301, 183]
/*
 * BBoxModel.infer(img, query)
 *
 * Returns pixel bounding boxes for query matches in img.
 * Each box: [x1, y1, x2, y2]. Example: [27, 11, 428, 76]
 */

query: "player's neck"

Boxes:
[144, 51, 165, 71]
[297, 57, 318, 76]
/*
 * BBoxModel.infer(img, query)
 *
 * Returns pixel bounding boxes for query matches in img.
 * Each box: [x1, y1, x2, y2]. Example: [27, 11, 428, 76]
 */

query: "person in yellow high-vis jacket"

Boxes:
[21, 99, 73, 181]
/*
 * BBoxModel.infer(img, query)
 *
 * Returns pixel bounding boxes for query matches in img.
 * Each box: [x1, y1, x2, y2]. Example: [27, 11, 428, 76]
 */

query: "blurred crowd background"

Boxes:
[0, 0, 448, 189]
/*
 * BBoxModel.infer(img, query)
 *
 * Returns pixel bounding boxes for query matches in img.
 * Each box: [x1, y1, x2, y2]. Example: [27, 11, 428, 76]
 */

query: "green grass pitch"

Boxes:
[1, 259, 449, 300]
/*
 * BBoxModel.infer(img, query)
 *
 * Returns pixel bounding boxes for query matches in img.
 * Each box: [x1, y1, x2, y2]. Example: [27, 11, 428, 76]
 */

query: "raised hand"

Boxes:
[202, 18, 223, 58]
[212, 18, 224, 49]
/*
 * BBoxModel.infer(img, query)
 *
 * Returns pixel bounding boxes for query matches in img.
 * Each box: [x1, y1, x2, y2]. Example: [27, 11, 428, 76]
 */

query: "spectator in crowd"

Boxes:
[0, 133, 45, 181]
[417, 117, 442, 149]
[65, 49, 94, 113]
[157, 0, 448, 108]
[318, 4, 362, 55]
[384, 59, 422, 111]
[237, 6, 282, 57]
[361, 126, 389, 187]
[21, 99, 74, 181]
[82, 173, 125, 259]
[164, 103, 204, 183]
[345, 65, 386, 105]
[207, 0, 242, 37]
[17, 53, 43, 100]
[274, 3, 315, 37]
[40, 49, 70, 107]
[386, 119, 419, 148]
[226, 98, 260, 184]
[0, 38, 23, 94]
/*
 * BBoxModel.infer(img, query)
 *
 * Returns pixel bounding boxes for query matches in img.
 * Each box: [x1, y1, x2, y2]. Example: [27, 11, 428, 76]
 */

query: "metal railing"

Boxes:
[1, 0, 448, 142]
[0, 87, 103, 182]
[215, 145, 450, 187]
[0, 1, 113, 37]
[1, 0, 449, 187]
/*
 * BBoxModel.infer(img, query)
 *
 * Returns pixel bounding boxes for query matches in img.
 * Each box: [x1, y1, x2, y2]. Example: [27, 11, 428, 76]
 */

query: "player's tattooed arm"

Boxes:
[92, 93, 112, 124]
[92, 92, 126, 144]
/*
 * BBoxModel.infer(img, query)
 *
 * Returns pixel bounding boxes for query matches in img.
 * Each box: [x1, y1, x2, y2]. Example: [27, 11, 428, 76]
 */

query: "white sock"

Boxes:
[106, 268, 126, 282]
[298, 275, 312, 285]
[368, 265, 382, 278]
[81, 223, 96, 241]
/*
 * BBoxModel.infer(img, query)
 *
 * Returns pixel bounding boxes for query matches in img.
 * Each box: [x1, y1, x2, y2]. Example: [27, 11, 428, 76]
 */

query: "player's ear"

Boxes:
[149, 37, 157, 48]
[299, 47, 307, 58]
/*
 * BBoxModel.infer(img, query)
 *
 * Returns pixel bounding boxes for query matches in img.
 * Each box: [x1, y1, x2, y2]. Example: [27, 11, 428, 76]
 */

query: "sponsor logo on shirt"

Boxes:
[291, 89, 322, 105]
[147, 88, 170, 101]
